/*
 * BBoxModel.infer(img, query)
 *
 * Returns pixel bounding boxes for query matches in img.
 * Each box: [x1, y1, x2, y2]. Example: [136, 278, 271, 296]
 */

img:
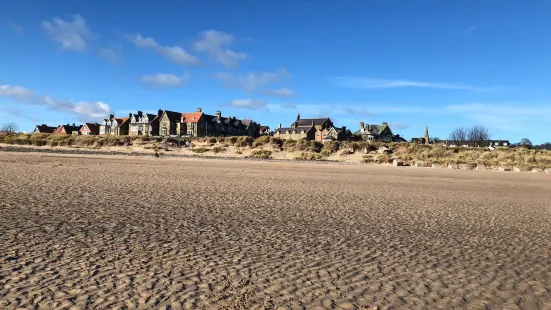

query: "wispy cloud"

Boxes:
[446, 103, 551, 131]
[99, 47, 120, 63]
[458, 25, 477, 35]
[261, 87, 295, 98]
[7, 19, 24, 35]
[214, 68, 292, 92]
[194, 30, 247, 68]
[282, 103, 297, 109]
[389, 122, 409, 129]
[223, 99, 269, 112]
[341, 107, 375, 116]
[130, 33, 200, 66]
[333, 77, 496, 92]
[0, 84, 112, 121]
[140, 72, 189, 88]
[42, 14, 93, 51]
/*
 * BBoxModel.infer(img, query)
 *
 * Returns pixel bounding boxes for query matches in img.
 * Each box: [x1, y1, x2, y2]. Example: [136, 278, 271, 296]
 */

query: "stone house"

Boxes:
[319, 126, 351, 142]
[99, 115, 129, 135]
[33, 124, 57, 133]
[259, 126, 270, 135]
[80, 123, 99, 135]
[182, 110, 207, 137]
[355, 122, 393, 142]
[274, 114, 334, 141]
[129, 110, 161, 136]
[54, 124, 82, 135]
[159, 110, 185, 136]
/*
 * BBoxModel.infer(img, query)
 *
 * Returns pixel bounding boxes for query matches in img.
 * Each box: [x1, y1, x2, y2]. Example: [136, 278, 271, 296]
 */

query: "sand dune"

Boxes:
[1, 152, 550, 309]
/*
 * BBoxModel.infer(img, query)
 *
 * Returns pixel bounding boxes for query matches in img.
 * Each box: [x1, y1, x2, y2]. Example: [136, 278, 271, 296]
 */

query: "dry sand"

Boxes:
[1, 152, 550, 310]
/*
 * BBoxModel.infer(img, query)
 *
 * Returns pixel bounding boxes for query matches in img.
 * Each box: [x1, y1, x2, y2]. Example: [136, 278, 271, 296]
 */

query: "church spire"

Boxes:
[424, 124, 430, 144]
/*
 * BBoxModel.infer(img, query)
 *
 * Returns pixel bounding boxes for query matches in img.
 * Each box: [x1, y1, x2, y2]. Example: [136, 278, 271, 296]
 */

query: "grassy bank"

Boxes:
[2, 132, 550, 169]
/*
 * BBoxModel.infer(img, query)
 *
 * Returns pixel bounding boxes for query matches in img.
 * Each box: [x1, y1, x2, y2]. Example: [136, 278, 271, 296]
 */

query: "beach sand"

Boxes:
[1, 152, 550, 309]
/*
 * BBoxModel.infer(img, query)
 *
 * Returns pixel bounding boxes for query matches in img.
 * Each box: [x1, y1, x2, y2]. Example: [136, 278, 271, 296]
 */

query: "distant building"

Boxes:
[129, 110, 161, 136]
[320, 126, 351, 142]
[80, 123, 99, 135]
[354, 121, 393, 142]
[33, 124, 57, 133]
[54, 124, 82, 135]
[99, 115, 130, 135]
[274, 114, 334, 141]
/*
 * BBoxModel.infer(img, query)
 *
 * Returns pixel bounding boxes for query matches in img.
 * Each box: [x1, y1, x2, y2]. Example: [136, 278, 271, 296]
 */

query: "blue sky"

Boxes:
[1, 0, 550, 143]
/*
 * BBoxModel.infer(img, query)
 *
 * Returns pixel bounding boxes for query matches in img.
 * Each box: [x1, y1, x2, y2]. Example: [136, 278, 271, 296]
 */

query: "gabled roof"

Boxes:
[162, 110, 183, 121]
[182, 112, 204, 123]
[292, 118, 329, 127]
[82, 123, 99, 132]
[34, 124, 57, 133]
[114, 117, 129, 126]
[56, 124, 82, 134]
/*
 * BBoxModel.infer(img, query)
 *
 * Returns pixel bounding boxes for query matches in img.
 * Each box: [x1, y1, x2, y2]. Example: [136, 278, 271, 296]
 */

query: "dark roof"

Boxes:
[35, 124, 57, 133]
[275, 126, 314, 134]
[58, 124, 82, 134]
[84, 123, 99, 132]
[163, 110, 182, 121]
[292, 118, 328, 127]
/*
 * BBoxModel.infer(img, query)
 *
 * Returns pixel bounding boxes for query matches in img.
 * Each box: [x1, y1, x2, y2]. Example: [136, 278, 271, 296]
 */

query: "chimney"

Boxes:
[382, 122, 388, 126]
[279, 123, 282, 129]
[197, 108, 202, 113]
[359, 121, 364, 129]
[138, 110, 143, 117]
[72, 123, 75, 127]
[297, 113, 300, 120]
[42, 124, 47, 126]
[158, 109, 163, 117]
[129, 113, 132, 119]
[216, 111, 221, 118]
[342, 126, 346, 132]
[109, 114, 114, 120]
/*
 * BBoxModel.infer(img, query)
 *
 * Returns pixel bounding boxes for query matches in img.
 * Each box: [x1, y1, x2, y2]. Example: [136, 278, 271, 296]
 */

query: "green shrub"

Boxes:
[250, 149, 272, 159]
[192, 146, 208, 153]
[375, 154, 391, 164]
[321, 141, 340, 156]
[295, 152, 323, 160]
[212, 146, 226, 153]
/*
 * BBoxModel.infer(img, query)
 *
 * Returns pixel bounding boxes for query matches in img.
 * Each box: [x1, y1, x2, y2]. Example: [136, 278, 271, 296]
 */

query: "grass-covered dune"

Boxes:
[1, 132, 550, 169]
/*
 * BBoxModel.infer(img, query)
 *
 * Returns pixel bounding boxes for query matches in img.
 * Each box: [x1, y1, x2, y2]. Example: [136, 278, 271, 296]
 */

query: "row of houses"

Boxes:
[34, 108, 270, 138]
[34, 109, 404, 143]
[273, 114, 397, 142]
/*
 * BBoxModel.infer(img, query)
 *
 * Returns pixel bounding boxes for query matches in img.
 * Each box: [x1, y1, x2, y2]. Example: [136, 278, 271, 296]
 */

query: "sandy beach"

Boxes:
[1, 152, 550, 309]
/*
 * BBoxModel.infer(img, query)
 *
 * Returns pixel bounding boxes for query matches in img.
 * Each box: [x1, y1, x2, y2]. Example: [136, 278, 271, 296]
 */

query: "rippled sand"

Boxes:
[1, 152, 550, 310]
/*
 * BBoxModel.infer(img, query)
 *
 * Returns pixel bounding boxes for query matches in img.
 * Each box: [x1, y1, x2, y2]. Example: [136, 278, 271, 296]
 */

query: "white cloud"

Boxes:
[333, 77, 496, 92]
[341, 107, 374, 116]
[130, 33, 200, 66]
[140, 72, 189, 88]
[42, 15, 92, 51]
[389, 122, 409, 129]
[261, 87, 295, 98]
[459, 25, 477, 35]
[224, 99, 269, 111]
[99, 48, 120, 63]
[215, 68, 292, 92]
[194, 30, 247, 68]
[0, 84, 35, 98]
[7, 20, 24, 35]
[446, 103, 551, 132]
[0, 84, 112, 121]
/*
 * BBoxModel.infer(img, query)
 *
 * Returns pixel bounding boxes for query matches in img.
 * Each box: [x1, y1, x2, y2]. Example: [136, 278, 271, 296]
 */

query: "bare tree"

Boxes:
[0, 122, 19, 133]
[519, 138, 533, 148]
[448, 127, 467, 145]
[467, 125, 491, 147]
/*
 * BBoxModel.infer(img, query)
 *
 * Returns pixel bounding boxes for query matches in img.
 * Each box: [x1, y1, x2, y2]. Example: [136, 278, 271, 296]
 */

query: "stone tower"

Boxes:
[424, 124, 430, 144]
